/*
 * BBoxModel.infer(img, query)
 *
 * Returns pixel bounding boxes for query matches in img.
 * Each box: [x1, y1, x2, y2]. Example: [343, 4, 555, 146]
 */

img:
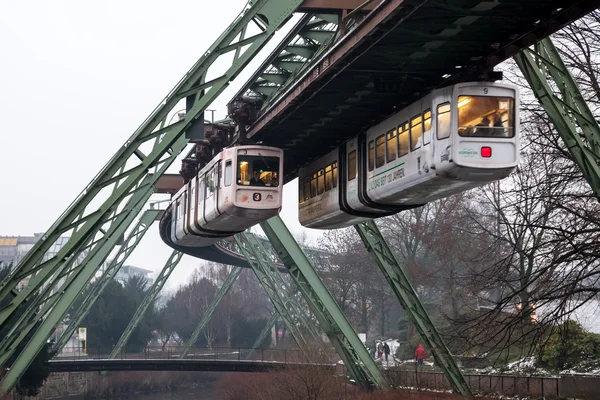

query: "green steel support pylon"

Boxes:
[515, 37, 600, 198]
[180, 266, 243, 359]
[354, 220, 472, 397]
[260, 216, 386, 390]
[247, 313, 278, 359]
[239, 233, 324, 344]
[53, 209, 160, 353]
[234, 234, 310, 349]
[0, 0, 304, 338]
[110, 250, 182, 359]
[0, 179, 155, 366]
[0, 185, 153, 392]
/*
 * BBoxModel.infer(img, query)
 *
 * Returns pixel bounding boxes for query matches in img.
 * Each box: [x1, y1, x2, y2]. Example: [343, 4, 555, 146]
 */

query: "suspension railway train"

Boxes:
[298, 81, 520, 229]
[166, 145, 284, 248]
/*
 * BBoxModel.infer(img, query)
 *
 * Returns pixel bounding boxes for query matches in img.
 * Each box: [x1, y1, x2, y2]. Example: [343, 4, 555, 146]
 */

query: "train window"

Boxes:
[368, 141, 374, 172]
[398, 122, 409, 157]
[457, 96, 514, 138]
[386, 129, 397, 162]
[348, 150, 357, 181]
[311, 173, 317, 198]
[225, 160, 232, 186]
[332, 161, 338, 188]
[237, 155, 280, 187]
[317, 169, 325, 195]
[299, 180, 304, 203]
[304, 177, 310, 201]
[325, 165, 333, 191]
[424, 110, 432, 132]
[410, 115, 422, 151]
[375, 135, 385, 168]
[437, 103, 451, 139]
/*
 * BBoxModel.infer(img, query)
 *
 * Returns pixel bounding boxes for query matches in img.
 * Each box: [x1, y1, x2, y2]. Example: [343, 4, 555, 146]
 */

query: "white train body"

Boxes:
[299, 81, 519, 229]
[171, 145, 284, 247]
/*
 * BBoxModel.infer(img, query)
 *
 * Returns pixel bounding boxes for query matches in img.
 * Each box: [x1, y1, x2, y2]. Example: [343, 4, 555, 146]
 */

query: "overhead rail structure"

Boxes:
[2, 0, 600, 395]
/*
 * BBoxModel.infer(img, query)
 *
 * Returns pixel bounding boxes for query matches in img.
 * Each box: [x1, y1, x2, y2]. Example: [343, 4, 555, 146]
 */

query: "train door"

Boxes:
[432, 88, 453, 169]
[344, 138, 361, 211]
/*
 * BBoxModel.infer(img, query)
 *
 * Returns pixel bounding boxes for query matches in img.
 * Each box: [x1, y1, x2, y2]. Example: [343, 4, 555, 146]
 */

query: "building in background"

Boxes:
[115, 265, 154, 286]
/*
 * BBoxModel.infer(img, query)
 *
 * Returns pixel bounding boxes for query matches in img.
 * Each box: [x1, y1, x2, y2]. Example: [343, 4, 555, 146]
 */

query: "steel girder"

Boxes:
[514, 37, 600, 198]
[234, 234, 310, 348]
[0, 179, 155, 366]
[247, 313, 278, 358]
[0, 0, 304, 336]
[0, 184, 154, 391]
[110, 250, 182, 359]
[180, 266, 243, 359]
[53, 209, 160, 353]
[0, 0, 304, 391]
[354, 220, 472, 397]
[240, 233, 324, 344]
[260, 216, 385, 390]
[231, 13, 338, 104]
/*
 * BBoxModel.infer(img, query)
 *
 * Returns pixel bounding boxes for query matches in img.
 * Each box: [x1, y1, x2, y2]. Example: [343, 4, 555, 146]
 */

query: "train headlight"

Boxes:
[481, 147, 492, 158]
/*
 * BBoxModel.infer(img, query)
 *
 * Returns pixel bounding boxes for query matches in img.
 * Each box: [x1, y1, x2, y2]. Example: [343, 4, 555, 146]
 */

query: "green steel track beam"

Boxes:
[231, 13, 338, 104]
[260, 216, 385, 390]
[0, 179, 155, 365]
[180, 266, 243, 359]
[234, 234, 310, 349]
[109, 250, 182, 359]
[0, 185, 153, 392]
[515, 37, 600, 198]
[239, 233, 324, 344]
[354, 220, 472, 397]
[0, 0, 304, 332]
[247, 313, 278, 359]
[53, 209, 160, 353]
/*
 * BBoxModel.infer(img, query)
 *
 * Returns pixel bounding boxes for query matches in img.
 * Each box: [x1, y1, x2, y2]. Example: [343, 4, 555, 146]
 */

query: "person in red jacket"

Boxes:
[415, 344, 426, 368]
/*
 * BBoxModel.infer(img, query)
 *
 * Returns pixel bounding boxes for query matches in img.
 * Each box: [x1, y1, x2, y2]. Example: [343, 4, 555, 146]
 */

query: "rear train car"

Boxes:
[169, 145, 283, 247]
[299, 81, 519, 229]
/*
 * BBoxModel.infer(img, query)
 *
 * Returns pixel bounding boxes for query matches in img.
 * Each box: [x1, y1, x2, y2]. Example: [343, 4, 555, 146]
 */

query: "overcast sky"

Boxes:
[0, 0, 322, 291]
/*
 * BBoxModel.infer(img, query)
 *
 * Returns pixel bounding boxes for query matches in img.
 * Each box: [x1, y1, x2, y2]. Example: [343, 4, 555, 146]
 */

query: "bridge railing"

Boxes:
[55, 345, 340, 364]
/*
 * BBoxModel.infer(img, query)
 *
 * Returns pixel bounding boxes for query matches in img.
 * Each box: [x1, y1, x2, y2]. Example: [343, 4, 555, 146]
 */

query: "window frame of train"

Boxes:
[423, 109, 432, 145]
[457, 95, 515, 138]
[368, 141, 374, 172]
[348, 150, 357, 181]
[325, 165, 333, 191]
[225, 160, 232, 186]
[317, 169, 325, 195]
[398, 122, 409, 158]
[386, 128, 397, 163]
[332, 161, 338, 188]
[410, 114, 423, 151]
[437, 103, 451, 140]
[304, 177, 310, 201]
[375, 134, 385, 168]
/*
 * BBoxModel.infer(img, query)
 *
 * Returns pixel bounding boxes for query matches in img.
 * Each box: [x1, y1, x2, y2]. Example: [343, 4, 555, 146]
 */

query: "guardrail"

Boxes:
[55, 345, 339, 364]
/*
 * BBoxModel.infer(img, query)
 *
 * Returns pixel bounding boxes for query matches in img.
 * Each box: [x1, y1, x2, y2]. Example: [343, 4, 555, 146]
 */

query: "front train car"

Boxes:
[163, 145, 284, 249]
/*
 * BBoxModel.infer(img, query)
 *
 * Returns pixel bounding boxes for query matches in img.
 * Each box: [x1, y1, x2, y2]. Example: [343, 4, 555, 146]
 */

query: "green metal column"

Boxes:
[0, 180, 155, 365]
[180, 266, 243, 359]
[515, 37, 600, 198]
[0, 186, 153, 392]
[0, 0, 304, 329]
[355, 220, 472, 397]
[247, 313, 278, 359]
[238, 233, 324, 344]
[260, 216, 385, 390]
[109, 250, 182, 359]
[234, 234, 310, 349]
[53, 209, 160, 353]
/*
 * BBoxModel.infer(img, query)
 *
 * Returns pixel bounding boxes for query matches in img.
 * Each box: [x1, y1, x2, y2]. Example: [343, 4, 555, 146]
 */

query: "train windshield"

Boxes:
[237, 156, 280, 187]
[457, 96, 514, 138]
